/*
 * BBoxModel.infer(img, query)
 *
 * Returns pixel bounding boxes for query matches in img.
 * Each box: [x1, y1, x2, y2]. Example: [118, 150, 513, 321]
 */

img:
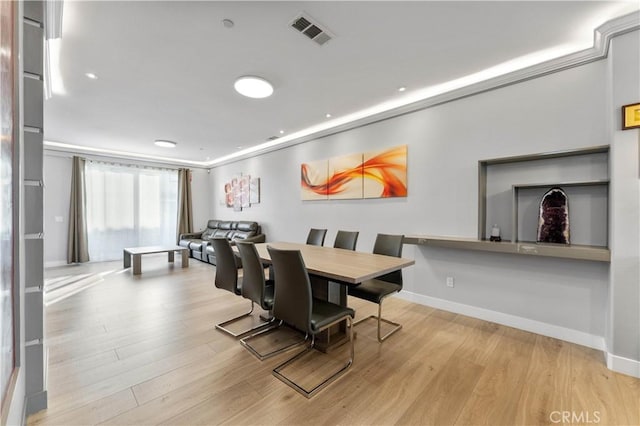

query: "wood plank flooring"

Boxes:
[28, 255, 638, 425]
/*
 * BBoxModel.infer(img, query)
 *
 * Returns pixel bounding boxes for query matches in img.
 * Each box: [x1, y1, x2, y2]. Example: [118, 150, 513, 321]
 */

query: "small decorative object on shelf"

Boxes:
[489, 224, 501, 242]
[537, 187, 570, 244]
[622, 102, 640, 130]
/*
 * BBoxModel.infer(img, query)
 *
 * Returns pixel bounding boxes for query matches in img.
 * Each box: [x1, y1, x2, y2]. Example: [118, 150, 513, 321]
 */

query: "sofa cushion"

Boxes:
[188, 239, 209, 252]
[207, 220, 220, 229]
[218, 221, 233, 230]
[231, 231, 253, 241]
[178, 240, 191, 248]
[201, 228, 215, 241]
[213, 229, 230, 239]
[236, 222, 258, 232]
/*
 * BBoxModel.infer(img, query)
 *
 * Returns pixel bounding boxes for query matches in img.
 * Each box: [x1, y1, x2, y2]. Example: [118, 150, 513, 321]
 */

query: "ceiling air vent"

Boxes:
[266, 136, 280, 141]
[290, 14, 333, 46]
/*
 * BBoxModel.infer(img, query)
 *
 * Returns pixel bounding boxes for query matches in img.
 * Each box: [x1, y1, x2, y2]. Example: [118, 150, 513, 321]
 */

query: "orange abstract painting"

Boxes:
[301, 159, 329, 200]
[363, 145, 407, 198]
[301, 145, 407, 200]
[328, 153, 363, 200]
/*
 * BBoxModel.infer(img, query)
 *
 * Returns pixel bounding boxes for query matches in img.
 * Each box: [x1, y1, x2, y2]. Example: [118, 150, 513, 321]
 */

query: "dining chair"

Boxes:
[348, 233, 404, 342]
[238, 241, 307, 360]
[306, 228, 327, 246]
[268, 246, 355, 398]
[212, 238, 259, 338]
[333, 230, 359, 251]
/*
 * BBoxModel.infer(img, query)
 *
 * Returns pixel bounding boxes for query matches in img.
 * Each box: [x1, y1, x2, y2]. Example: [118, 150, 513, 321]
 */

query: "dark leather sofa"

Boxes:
[178, 220, 265, 266]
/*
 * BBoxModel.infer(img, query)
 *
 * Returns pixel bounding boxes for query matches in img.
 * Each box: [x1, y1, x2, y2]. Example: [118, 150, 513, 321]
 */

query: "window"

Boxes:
[85, 162, 178, 261]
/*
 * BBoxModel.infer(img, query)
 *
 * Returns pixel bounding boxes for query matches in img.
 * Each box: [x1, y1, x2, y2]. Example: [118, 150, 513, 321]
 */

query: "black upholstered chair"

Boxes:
[348, 233, 404, 342]
[333, 230, 359, 251]
[212, 238, 259, 338]
[237, 241, 305, 359]
[268, 246, 355, 398]
[236, 241, 277, 329]
[306, 228, 327, 246]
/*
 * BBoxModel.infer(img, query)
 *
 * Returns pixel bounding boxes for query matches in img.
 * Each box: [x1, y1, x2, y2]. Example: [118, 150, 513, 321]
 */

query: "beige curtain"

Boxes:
[67, 156, 90, 263]
[176, 168, 193, 241]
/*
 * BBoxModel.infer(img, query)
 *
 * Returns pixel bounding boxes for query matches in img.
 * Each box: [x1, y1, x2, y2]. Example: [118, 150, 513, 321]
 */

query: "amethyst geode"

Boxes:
[537, 187, 570, 244]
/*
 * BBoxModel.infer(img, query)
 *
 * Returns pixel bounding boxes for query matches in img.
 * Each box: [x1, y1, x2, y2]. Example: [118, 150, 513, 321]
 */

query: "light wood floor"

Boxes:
[28, 255, 639, 426]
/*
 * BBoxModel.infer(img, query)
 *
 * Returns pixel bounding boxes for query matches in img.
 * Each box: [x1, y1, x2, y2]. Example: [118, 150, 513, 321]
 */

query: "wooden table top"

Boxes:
[253, 242, 414, 284]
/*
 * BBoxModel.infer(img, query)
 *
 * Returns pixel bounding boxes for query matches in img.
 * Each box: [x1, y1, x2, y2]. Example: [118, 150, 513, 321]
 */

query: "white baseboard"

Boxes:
[606, 352, 640, 378]
[45, 260, 68, 268]
[396, 291, 640, 378]
[395, 291, 606, 351]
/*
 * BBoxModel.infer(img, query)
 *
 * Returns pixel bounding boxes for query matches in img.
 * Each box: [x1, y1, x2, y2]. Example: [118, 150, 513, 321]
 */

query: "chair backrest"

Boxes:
[306, 228, 327, 246]
[236, 241, 268, 309]
[211, 238, 239, 294]
[268, 246, 312, 333]
[333, 230, 359, 251]
[372, 233, 404, 285]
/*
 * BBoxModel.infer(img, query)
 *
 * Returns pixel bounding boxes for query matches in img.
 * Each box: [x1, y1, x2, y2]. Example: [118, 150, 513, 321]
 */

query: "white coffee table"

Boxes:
[123, 245, 189, 275]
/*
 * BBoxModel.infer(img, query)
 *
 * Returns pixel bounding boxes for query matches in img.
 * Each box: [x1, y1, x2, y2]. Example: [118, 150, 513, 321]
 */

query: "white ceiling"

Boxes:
[43, 1, 638, 166]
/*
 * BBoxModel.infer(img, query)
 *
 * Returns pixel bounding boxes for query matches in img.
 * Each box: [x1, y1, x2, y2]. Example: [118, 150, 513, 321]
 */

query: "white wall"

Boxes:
[209, 58, 613, 347]
[42, 152, 211, 265]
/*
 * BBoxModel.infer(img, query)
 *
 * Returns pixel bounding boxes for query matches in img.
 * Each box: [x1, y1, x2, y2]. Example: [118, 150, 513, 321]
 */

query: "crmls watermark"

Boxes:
[549, 411, 601, 424]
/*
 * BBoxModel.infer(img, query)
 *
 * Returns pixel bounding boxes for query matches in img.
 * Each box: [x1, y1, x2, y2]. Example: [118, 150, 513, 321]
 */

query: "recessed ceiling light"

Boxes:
[236, 146, 243, 150]
[398, 86, 406, 92]
[222, 19, 234, 28]
[325, 113, 332, 118]
[154, 139, 177, 148]
[234, 76, 274, 99]
[85, 72, 98, 80]
[279, 130, 285, 134]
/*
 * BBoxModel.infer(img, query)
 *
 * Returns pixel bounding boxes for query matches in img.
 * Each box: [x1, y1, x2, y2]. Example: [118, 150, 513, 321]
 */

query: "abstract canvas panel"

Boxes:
[240, 175, 251, 208]
[363, 145, 408, 198]
[301, 159, 329, 200]
[328, 153, 363, 200]
[301, 145, 407, 200]
[232, 175, 242, 211]
[224, 182, 234, 208]
[249, 178, 260, 204]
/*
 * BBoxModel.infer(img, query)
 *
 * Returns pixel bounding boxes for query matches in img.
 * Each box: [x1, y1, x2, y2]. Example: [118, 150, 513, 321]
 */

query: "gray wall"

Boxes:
[7, 0, 47, 423]
[42, 152, 212, 265]
[209, 55, 616, 346]
[22, 0, 47, 417]
[607, 30, 640, 370]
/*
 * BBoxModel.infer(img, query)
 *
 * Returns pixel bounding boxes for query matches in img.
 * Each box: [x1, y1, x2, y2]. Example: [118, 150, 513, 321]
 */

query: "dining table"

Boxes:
[253, 242, 415, 351]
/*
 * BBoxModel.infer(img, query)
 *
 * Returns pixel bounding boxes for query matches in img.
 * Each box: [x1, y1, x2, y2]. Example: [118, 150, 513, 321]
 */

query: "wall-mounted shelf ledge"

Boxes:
[512, 179, 609, 189]
[404, 235, 610, 262]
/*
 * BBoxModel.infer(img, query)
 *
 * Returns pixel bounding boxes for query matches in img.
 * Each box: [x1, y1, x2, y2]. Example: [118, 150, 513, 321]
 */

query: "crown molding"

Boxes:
[43, 141, 211, 169]
[209, 11, 640, 168]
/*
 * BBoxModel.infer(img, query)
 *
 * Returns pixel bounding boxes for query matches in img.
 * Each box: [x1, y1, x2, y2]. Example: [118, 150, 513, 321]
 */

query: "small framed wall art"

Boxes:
[622, 103, 640, 130]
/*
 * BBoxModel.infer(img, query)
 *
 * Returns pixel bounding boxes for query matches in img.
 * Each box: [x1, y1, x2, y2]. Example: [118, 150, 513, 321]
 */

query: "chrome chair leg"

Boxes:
[272, 316, 354, 398]
[215, 301, 273, 338]
[240, 320, 308, 361]
[352, 294, 402, 342]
